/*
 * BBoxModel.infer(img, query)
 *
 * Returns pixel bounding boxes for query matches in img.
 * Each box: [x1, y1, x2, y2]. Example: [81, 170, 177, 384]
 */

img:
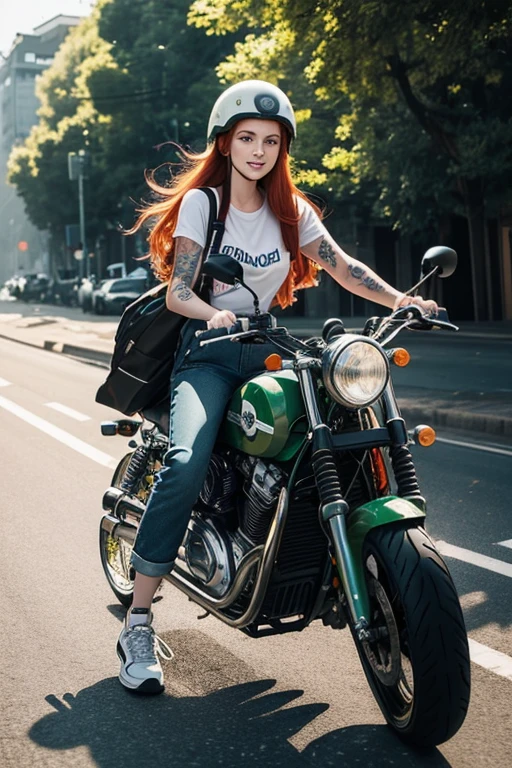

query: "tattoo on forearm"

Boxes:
[173, 281, 194, 301]
[171, 240, 202, 302]
[318, 239, 337, 268]
[348, 263, 385, 293]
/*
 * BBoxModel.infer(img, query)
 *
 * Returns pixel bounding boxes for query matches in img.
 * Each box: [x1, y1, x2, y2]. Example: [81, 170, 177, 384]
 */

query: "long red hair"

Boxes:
[129, 124, 322, 309]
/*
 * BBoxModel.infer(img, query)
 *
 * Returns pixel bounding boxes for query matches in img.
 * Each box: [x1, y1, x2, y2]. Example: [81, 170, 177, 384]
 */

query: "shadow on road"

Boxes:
[29, 629, 451, 768]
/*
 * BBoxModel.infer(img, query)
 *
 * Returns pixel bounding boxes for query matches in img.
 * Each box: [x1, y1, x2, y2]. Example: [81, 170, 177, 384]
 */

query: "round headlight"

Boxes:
[322, 334, 389, 408]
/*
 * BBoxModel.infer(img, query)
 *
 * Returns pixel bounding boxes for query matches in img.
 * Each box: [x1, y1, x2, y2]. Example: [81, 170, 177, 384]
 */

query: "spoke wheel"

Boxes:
[352, 524, 470, 747]
[99, 453, 135, 607]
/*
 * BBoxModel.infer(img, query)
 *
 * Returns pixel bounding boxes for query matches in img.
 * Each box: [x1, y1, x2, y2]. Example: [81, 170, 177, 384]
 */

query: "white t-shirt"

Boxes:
[173, 187, 327, 314]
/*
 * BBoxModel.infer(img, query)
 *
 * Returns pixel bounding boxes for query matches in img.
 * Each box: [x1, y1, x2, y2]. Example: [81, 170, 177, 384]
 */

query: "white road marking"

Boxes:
[437, 540, 512, 579]
[469, 639, 512, 681]
[0, 394, 118, 469]
[0, 377, 11, 387]
[45, 402, 91, 422]
[497, 539, 512, 550]
[436, 436, 512, 457]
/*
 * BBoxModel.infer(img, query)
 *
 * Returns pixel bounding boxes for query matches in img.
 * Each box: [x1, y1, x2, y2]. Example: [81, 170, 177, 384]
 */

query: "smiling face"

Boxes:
[227, 119, 283, 180]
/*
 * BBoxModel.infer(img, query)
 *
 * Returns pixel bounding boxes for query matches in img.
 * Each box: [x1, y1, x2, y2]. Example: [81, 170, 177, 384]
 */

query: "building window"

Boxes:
[24, 52, 36, 63]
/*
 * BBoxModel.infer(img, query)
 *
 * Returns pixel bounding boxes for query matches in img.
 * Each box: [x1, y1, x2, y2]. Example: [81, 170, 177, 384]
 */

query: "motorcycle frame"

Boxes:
[102, 313, 437, 637]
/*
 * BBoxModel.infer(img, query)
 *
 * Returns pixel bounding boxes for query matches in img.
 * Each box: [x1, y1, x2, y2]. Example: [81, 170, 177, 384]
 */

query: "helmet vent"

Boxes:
[255, 93, 279, 115]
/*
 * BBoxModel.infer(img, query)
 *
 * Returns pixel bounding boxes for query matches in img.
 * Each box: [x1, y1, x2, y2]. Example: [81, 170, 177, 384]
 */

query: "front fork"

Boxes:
[297, 364, 424, 640]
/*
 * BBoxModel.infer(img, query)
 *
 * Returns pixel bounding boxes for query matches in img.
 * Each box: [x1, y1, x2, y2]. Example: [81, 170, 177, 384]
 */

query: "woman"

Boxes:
[117, 79, 437, 694]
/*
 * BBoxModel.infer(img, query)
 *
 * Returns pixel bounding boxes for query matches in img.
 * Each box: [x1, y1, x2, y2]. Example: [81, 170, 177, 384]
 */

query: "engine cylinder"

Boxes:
[240, 460, 284, 544]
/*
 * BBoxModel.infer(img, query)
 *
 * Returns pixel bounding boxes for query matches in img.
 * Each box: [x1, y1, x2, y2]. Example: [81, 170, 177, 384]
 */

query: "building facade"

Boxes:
[0, 15, 81, 284]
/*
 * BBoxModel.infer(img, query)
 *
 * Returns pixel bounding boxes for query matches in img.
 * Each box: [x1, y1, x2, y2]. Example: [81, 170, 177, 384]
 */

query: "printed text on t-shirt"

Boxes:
[221, 245, 282, 268]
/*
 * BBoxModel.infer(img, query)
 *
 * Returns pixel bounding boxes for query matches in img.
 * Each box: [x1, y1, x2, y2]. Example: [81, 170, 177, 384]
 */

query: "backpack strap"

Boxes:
[198, 187, 225, 258]
[197, 187, 225, 299]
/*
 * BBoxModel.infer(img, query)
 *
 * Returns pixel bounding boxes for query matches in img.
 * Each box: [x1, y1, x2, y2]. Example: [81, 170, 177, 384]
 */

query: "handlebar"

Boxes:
[369, 304, 459, 345]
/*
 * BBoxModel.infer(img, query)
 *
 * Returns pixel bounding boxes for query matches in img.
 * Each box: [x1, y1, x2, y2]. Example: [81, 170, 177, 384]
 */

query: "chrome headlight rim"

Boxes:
[322, 334, 390, 409]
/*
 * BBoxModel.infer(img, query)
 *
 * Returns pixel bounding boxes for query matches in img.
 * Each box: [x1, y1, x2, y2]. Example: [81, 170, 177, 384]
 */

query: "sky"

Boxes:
[1, 0, 95, 57]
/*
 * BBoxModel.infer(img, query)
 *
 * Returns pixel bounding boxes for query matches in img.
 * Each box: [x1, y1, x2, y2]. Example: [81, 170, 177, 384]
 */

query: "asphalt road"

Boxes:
[0, 338, 511, 768]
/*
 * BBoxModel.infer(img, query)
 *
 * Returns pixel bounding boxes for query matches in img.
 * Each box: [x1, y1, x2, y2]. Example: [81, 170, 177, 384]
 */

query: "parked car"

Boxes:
[105, 262, 127, 280]
[52, 268, 79, 307]
[17, 272, 52, 302]
[93, 277, 148, 315]
[3, 275, 23, 298]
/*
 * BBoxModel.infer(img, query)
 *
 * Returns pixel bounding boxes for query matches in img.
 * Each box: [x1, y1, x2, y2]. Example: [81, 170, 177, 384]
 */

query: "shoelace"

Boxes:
[126, 624, 174, 662]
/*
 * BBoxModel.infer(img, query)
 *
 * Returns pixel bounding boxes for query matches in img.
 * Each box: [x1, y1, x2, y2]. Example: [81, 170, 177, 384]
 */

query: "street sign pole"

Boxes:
[78, 158, 87, 279]
[68, 150, 89, 280]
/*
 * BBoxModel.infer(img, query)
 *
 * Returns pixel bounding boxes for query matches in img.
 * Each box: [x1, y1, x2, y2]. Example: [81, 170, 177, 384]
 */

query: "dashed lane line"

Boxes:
[0, 377, 11, 387]
[45, 402, 91, 422]
[436, 540, 512, 579]
[469, 639, 512, 682]
[497, 539, 512, 550]
[0, 393, 118, 469]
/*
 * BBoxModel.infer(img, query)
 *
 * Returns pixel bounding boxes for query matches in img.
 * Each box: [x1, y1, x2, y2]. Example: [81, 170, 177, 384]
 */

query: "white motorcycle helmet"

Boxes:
[207, 80, 297, 144]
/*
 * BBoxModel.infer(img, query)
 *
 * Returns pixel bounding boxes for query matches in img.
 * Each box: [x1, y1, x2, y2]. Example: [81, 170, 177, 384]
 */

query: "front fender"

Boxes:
[347, 495, 426, 568]
[328, 496, 426, 624]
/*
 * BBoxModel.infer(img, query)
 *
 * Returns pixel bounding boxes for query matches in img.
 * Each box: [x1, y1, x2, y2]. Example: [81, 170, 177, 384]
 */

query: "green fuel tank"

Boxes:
[221, 369, 307, 461]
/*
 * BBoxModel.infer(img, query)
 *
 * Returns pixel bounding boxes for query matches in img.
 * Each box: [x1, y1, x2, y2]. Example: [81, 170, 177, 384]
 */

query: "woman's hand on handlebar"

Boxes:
[207, 309, 237, 330]
[393, 293, 438, 316]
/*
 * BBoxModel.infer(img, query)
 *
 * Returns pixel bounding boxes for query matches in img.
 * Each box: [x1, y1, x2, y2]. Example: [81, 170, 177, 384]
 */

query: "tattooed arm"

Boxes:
[166, 237, 238, 327]
[165, 237, 216, 319]
[302, 234, 405, 310]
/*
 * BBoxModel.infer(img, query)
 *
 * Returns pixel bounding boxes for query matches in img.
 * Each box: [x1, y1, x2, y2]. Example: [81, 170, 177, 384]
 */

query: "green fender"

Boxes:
[343, 496, 426, 621]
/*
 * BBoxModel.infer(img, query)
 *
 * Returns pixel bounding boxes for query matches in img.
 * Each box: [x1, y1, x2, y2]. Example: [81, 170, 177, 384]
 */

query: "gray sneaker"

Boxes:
[117, 610, 173, 694]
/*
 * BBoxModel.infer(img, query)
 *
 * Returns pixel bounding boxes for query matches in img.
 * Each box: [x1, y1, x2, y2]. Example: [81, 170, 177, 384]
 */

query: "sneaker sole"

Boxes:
[117, 645, 164, 695]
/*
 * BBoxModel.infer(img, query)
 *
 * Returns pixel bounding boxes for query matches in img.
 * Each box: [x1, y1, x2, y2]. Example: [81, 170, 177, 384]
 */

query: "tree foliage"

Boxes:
[189, 0, 512, 231]
[7, 0, 240, 248]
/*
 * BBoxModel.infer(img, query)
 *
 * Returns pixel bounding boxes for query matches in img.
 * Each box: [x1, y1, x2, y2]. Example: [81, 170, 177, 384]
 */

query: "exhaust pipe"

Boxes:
[102, 486, 145, 526]
[100, 512, 137, 545]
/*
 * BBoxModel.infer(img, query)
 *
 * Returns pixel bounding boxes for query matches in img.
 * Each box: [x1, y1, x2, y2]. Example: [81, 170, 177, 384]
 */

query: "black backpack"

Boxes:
[95, 188, 224, 416]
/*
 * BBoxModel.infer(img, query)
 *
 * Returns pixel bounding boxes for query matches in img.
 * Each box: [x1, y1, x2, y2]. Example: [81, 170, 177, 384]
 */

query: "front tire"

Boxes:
[352, 524, 470, 747]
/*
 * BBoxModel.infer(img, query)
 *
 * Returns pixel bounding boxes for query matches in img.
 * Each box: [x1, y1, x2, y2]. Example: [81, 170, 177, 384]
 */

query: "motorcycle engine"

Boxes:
[236, 456, 285, 544]
[198, 453, 236, 515]
[182, 452, 285, 596]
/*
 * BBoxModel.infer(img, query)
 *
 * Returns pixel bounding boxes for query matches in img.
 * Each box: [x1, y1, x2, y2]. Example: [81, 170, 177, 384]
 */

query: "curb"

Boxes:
[398, 404, 512, 439]
[43, 339, 112, 365]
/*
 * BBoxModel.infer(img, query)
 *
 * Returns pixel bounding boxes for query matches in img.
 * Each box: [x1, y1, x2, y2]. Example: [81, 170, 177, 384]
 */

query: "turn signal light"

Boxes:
[390, 348, 410, 367]
[415, 424, 436, 447]
[265, 353, 283, 371]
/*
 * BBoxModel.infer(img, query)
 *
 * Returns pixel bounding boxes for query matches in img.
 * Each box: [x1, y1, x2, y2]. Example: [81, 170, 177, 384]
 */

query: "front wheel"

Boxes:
[352, 524, 470, 747]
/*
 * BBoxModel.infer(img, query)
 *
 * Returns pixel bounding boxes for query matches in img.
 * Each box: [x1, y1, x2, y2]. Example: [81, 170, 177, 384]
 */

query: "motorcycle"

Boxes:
[99, 245, 470, 747]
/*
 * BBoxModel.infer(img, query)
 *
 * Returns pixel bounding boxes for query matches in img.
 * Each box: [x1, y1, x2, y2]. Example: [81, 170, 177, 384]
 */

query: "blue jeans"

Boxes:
[131, 318, 279, 577]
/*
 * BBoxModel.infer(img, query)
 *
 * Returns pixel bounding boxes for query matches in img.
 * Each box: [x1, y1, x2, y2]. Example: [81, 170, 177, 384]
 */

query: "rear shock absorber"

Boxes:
[388, 444, 425, 509]
[120, 445, 151, 494]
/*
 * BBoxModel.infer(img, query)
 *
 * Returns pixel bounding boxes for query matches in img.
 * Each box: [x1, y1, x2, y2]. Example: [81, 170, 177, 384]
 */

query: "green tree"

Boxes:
[8, 0, 242, 270]
[7, 10, 122, 269]
[189, 0, 512, 320]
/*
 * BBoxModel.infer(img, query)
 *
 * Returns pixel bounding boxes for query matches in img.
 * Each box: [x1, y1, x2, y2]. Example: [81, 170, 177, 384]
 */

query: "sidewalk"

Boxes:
[1, 309, 511, 439]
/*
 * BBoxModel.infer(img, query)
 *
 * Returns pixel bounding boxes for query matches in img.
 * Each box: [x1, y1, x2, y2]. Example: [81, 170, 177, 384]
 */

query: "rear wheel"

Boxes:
[99, 453, 135, 607]
[352, 524, 470, 747]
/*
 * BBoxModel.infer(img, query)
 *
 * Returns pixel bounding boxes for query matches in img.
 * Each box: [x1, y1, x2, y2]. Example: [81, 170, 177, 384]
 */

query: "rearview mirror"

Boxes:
[202, 255, 243, 285]
[421, 246, 457, 278]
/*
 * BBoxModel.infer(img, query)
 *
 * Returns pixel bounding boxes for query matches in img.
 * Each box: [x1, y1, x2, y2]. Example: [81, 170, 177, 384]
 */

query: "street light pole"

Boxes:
[68, 149, 89, 280]
[78, 152, 87, 279]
